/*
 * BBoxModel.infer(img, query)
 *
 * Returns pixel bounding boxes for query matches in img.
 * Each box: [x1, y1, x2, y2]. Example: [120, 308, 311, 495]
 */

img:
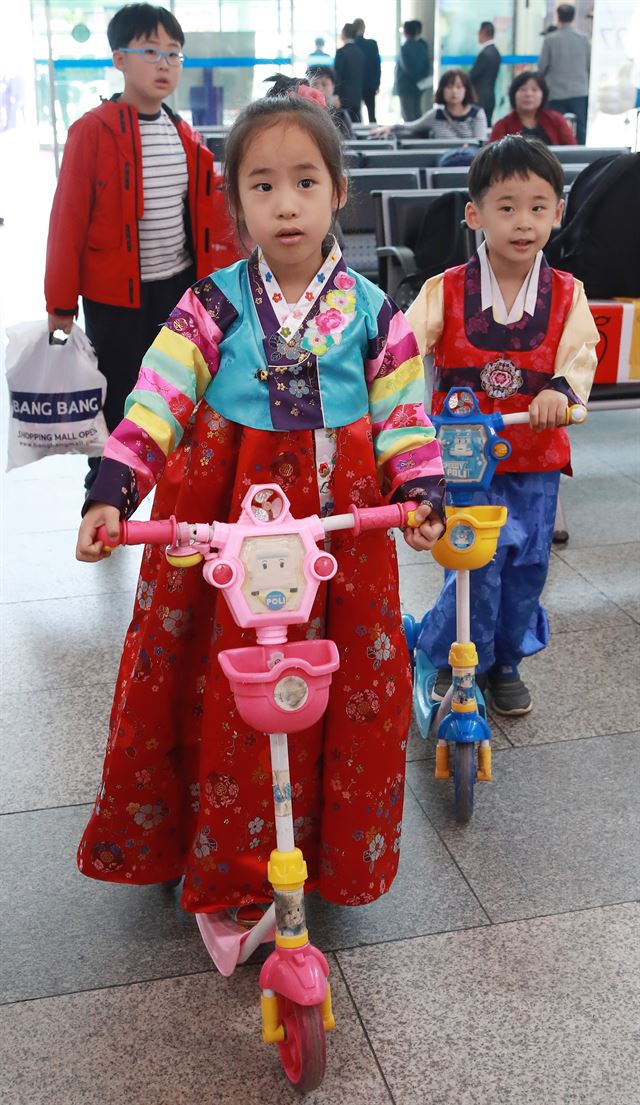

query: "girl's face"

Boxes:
[443, 76, 467, 107]
[515, 79, 544, 116]
[236, 120, 346, 283]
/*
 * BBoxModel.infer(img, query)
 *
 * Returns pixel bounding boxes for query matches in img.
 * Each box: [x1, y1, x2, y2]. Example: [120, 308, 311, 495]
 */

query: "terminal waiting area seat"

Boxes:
[424, 163, 589, 189]
[373, 188, 470, 302]
[339, 169, 421, 282]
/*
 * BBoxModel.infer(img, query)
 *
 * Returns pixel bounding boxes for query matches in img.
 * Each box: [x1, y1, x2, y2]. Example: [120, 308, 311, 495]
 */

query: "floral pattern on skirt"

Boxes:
[77, 402, 413, 912]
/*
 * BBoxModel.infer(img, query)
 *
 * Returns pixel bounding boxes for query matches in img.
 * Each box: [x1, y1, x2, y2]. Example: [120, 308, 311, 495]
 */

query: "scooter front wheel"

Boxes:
[453, 742, 475, 822]
[277, 995, 326, 1093]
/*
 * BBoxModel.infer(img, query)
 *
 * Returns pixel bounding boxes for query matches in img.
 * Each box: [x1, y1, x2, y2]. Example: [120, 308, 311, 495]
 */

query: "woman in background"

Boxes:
[489, 71, 576, 145]
[376, 69, 487, 141]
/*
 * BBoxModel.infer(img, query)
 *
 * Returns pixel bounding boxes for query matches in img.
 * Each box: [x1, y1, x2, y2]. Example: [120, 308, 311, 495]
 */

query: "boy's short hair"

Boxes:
[508, 70, 549, 110]
[307, 65, 336, 86]
[403, 20, 422, 37]
[468, 135, 565, 202]
[479, 21, 495, 37]
[107, 3, 184, 50]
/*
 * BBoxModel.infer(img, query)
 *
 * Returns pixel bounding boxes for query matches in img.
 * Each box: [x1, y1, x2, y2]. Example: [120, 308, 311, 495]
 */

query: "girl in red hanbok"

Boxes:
[75, 79, 445, 916]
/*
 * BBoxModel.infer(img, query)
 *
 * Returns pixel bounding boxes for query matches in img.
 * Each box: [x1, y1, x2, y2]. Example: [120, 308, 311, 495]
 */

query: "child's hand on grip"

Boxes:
[76, 503, 121, 562]
[529, 389, 568, 431]
[403, 501, 445, 552]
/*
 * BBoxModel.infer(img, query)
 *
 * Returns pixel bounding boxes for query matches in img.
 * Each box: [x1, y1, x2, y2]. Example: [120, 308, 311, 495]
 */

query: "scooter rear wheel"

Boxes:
[276, 995, 326, 1093]
[453, 741, 475, 822]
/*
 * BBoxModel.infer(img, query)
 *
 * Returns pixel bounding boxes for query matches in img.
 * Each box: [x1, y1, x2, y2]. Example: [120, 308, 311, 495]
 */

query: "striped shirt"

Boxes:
[138, 110, 193, 283]
[396, 103, 488, 140]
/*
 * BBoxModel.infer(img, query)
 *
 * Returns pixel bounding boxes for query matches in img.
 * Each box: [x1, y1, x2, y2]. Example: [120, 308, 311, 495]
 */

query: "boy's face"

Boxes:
[113, 24, 182, 107]
[465, 172, 563, 271]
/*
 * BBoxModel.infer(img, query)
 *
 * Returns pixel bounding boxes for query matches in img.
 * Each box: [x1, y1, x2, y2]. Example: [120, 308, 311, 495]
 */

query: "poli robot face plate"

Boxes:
[433, 388, 511, 503]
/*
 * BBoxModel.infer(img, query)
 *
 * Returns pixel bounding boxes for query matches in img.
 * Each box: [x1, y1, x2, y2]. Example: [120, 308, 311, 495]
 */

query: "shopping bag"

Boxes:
[5, 320, 108, 470]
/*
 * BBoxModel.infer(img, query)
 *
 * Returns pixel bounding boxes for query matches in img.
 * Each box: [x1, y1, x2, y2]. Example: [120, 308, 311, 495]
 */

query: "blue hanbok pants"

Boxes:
[418, 471, 561, 673]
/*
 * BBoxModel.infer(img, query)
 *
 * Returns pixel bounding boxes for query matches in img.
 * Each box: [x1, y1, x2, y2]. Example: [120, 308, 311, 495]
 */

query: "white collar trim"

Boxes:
[477, 240, 543, 324]
[257, 238, 342, 337]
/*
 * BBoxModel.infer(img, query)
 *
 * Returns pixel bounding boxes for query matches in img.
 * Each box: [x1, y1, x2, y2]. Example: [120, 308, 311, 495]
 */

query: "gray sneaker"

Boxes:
[488, 668, 532, 716]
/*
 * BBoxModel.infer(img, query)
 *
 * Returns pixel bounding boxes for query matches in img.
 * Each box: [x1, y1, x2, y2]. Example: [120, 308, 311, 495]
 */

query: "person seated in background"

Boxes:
[307, 64, 354, 137]
[375, 68, 487, 141]
[489, 71, 576, 145]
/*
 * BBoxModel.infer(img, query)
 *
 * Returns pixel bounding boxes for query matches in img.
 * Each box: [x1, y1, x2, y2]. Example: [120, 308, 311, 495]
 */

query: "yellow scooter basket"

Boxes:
[432, 505, 508, 571]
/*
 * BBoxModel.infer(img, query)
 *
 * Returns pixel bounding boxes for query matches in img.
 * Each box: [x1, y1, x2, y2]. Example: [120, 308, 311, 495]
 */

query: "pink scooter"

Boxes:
[99, 484, 418, 1092]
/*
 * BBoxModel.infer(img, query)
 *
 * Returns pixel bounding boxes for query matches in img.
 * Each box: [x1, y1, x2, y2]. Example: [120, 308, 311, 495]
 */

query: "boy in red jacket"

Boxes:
[45, 3, 237, 489]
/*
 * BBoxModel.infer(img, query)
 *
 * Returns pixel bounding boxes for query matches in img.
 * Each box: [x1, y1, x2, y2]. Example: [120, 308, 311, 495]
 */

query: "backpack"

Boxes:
[545, 153, 640, 298]
[437, 145, 479, 167]
[395, 190, 470, 310]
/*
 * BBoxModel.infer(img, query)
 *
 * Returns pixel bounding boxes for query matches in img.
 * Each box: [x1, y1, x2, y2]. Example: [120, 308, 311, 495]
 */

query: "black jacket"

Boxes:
[394, 37, 431, 98]
[334, 41, 365, 114]
[470, 43, 501, 122]
[354, 35, 381, 93]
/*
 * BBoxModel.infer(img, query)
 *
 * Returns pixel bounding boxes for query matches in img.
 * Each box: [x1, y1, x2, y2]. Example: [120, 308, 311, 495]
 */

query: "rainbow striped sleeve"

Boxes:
[84, 278, 237, 517]
[367, 299, 445, 518]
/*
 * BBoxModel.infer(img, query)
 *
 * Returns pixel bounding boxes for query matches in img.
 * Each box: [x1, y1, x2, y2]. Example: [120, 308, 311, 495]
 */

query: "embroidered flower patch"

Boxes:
[300, 276, 357, 357]
[480, 358, 523, 399]
[334, 271, 356, 291]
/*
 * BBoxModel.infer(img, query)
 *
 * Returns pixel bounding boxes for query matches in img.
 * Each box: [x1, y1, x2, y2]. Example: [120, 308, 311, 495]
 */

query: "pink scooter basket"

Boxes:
[218, 639, 340, 732]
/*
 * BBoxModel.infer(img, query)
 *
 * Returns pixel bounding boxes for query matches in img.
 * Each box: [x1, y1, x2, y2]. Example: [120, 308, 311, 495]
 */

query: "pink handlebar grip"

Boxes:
[349, 501, 418, 535]
[96, 517, 177, 548]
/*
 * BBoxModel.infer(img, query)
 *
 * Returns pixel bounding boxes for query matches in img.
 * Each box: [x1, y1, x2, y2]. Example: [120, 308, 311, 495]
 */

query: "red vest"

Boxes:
[432, 260, 575, 473]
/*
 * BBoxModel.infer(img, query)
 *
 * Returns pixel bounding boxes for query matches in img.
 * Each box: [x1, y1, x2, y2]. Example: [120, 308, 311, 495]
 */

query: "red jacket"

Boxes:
[488, 108, 577, 146]
[45, 97, 239, 315]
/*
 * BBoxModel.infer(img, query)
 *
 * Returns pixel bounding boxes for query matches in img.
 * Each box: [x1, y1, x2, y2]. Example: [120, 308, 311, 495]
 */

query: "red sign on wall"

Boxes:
[590, 303, 623, 385]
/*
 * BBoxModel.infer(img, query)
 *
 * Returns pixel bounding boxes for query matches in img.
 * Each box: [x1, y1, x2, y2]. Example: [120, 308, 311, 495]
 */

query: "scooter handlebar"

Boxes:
[348, 501, 420, 535]
[500, 403, 587, 428]
[96, 518, 178, 549]
[96, 500, 422, 551]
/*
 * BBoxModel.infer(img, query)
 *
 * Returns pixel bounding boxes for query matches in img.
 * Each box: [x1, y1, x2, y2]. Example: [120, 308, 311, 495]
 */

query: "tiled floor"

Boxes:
[1, 136, 639, 1104]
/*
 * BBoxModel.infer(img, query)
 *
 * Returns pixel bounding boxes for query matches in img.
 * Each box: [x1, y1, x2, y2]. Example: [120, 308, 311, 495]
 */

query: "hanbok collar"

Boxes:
[257, 236, 343, 339]
[478, 240, 543, 324]
[462, 247, 553, 353]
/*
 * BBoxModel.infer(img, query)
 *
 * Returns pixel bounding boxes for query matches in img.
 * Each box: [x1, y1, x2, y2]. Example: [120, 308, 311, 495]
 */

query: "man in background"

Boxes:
[353, 17, 381, 123]
[307, 37, 331, 67]
[334, 22, 365, 123]
[538, 3, 590, 143]
[394, 20, 431, 122]
[470, 20, 501, 125]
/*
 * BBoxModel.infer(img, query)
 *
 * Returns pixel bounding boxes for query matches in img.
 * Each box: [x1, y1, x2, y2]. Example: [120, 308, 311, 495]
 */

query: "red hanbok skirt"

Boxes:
[78, 402, 413, 912]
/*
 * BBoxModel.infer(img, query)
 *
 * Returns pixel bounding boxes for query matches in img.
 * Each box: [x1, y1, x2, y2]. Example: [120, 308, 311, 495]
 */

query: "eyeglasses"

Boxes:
[117, 47, 185, 67]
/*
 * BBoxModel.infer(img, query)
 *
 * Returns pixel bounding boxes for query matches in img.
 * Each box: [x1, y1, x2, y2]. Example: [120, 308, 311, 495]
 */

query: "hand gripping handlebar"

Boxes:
[96, 500, 421, 550]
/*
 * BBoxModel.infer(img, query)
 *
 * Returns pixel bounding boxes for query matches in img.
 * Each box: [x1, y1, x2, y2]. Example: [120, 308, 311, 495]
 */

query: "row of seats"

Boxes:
[342, 163, 588, 204]
[342, 146, 626, 170]
[339, 173, 587, 290]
